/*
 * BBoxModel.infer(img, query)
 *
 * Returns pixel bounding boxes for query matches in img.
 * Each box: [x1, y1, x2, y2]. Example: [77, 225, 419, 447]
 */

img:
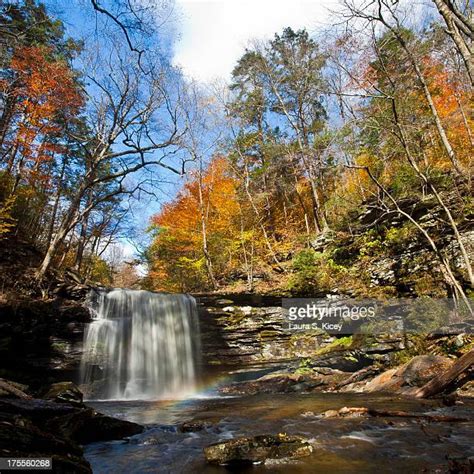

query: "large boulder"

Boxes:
[219, 368, 347, 395]
[363, 355, 453, 394]
[0, 398, 143, 444]
[40, 382, 83, 406]
[0, 412, 91, 473]
[47, 408, 144, 444]
[204, 434, 313, 466]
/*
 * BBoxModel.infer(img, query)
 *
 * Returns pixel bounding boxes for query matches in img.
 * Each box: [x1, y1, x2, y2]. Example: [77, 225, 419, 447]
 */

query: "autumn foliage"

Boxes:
[146, 24, 473, 295]
[148, 158, 240, 291]
[4, 46, 83, 186]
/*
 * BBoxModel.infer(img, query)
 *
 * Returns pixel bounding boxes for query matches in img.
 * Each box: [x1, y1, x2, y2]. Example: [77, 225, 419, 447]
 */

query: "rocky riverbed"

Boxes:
[83, 393, 474, 473]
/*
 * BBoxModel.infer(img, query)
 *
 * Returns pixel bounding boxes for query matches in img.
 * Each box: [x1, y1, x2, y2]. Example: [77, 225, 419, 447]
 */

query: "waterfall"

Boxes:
[80, 288, 201, 400]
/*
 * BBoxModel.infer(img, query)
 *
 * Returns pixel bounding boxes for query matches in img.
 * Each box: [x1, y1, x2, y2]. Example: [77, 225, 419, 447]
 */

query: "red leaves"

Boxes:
[7, 45, 83, 186]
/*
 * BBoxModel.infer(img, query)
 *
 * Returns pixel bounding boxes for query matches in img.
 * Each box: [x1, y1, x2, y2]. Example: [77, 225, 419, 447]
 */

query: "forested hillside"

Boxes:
[0, 0, 180, 291]
[0, 0, 472, 304]
[145, 11, 473, 300]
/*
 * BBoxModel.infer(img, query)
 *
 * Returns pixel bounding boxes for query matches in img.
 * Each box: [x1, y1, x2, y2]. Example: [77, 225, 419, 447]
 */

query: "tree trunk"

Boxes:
[46, 158, 67, 248]
[36, 193, 82, 279]
[415, 349, 474, 398]
[381, 17, 462, 173]
[197, 163, 217, 290]
[432, 0, 474, 87]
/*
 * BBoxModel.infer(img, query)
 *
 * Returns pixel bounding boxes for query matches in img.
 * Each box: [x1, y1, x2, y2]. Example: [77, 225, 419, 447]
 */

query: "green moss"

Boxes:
[389, 335, 427, 367]
[51, 342, 68, 353]
[259, 330, 281, 340]
[384, 224, 417, 253]
[294, 358, 314, 375]
[218, 308, 248, 327]
[438, 337, 474, 356]
[315, 336, 353, 356]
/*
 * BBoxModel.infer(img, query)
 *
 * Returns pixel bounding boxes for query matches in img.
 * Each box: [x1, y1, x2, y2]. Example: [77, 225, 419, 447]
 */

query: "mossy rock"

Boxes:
[315, 336, 354, 356]
[204, 434, 313, 465]
[40, 382, 83, 406]
[259, 330, 281, 340]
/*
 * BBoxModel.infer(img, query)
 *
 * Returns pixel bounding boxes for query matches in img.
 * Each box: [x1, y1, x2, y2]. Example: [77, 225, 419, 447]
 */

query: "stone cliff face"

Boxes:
[0, 294, 91, 388]
[196, 294, 332, 367]
[2, 289, 302, 387]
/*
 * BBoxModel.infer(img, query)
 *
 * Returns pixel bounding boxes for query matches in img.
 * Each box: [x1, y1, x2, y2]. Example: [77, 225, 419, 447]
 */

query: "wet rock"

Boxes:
[0, 397, 143, 444]
[363, 355, 453, 394]
[0, 398, 78, 423]
[427, 456, 474, 473]
[441, 393, 462, 407]
[178, 420, 212, 433]
[219, 369, 347, 395]
[40, 382, 83, 406]
[322, 407, 369, 418]
[204, 434, 313, 465]
[47, 408, 144, 444]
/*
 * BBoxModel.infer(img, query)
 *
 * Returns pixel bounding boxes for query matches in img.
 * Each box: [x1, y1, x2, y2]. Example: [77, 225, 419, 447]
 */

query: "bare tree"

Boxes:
[88, 0, 175, 69]
[180, 82, 223, 289]
[35, 48, 184, 279]
[334, 1, 474, 304]
[431, 0, 474, 87]
[342, 0, 464, 173]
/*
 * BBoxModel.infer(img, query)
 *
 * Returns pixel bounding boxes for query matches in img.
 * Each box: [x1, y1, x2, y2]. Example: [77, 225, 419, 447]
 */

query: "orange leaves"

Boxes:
[7, 46, 83, 186]
[420, 56, 473, 169]
[11, 45, 83, 118]
[154, 157, 239, 237]
[149, 157, 240, 290]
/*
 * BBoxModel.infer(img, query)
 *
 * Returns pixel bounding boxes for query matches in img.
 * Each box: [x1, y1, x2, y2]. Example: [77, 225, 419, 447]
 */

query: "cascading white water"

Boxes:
[80, 288, 201, 400]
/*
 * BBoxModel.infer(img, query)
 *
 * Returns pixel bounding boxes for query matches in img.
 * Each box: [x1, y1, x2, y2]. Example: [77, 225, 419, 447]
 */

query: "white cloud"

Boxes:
[173, 0, 338, 82]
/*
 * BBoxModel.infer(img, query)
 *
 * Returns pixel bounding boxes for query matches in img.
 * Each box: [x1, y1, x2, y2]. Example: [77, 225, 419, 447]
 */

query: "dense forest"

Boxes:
[0, 0, 472, 303]
[0, 2, 473, 472]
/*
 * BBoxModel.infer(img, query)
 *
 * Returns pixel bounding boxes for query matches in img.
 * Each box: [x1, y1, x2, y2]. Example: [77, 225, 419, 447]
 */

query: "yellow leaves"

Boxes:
[0, 195, 17, 239]
[341, 153, 377, 200]
[148, 157, 241, 290]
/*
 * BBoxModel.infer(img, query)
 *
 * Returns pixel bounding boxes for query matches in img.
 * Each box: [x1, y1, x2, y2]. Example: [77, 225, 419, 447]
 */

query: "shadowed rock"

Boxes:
[40, 381, 83, 406]
[47, 408, 144, 444]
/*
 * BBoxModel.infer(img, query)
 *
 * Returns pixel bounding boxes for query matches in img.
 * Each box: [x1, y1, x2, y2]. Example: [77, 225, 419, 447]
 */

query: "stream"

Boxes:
[84, 392, 474, 473]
